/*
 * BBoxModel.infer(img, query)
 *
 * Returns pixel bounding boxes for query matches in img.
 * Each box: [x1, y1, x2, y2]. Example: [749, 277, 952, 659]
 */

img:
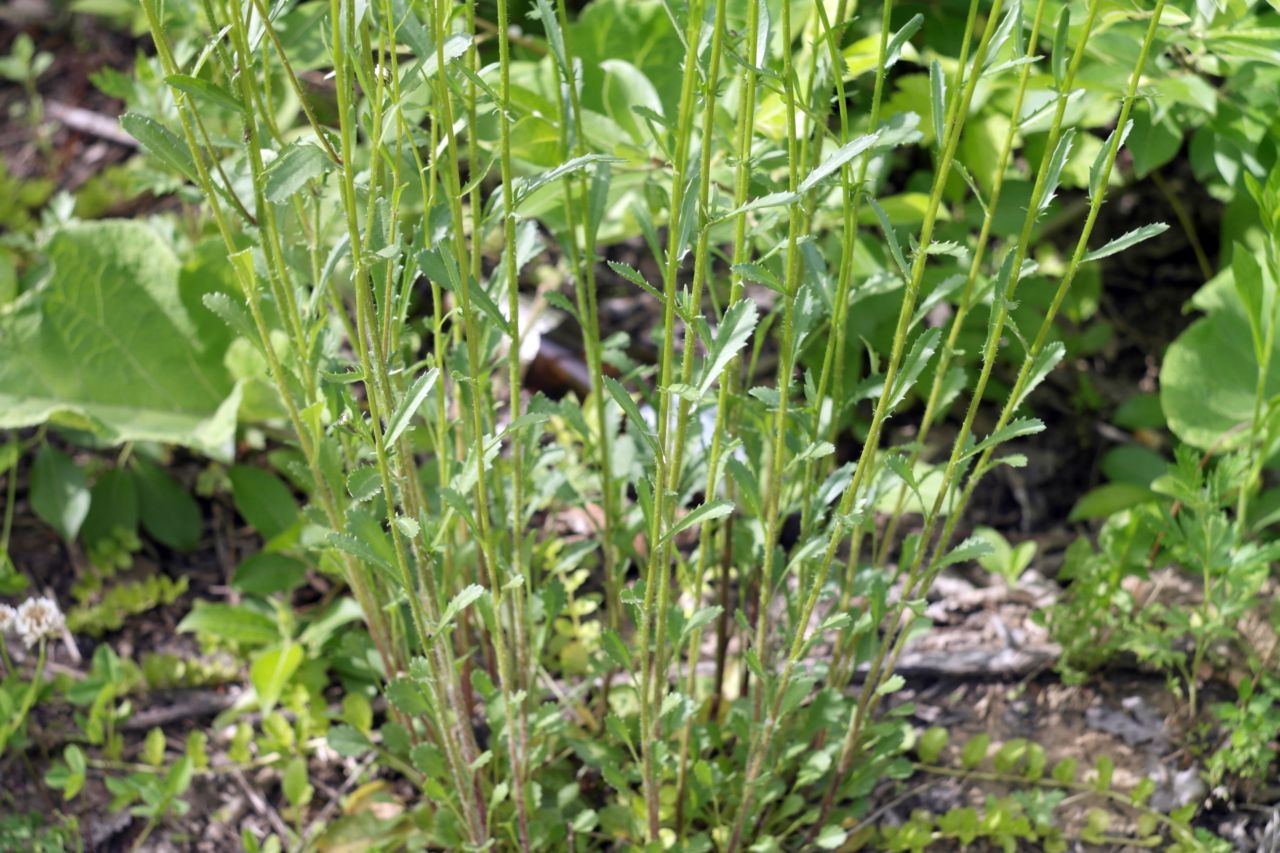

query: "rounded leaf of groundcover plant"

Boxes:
[1160, 281, 1280, 451]
[0, 221, 241, 459]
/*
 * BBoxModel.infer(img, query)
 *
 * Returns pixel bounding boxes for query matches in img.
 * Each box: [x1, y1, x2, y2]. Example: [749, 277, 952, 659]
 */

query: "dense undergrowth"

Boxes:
[2, 0, 1280, 850]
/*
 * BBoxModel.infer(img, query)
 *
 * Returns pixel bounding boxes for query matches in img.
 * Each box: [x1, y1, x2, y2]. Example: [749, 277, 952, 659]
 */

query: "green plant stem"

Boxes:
[635, 0, 708, 837]
[725, 4, 1003, 847]
[837, 0, 1169, 809]
[874, 0, 1049, 573]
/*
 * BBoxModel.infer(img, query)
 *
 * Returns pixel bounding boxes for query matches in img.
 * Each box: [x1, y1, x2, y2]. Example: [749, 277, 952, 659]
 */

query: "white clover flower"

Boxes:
[15, 596, 65, 648]
[0, 603, 16, 635]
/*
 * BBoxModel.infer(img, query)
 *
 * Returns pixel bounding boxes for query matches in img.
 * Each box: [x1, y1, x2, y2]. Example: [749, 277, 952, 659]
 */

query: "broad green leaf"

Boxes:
[918, 727, 948, 764]
[251, 643, 303, 714]
[178, 602, 278, 646]
[229, 464, 298, 541]
[1082, 223, 1169, 263]
[0, 223, 240, 457]
[328, 725, 372, 757]
[134, 458, 202, 551]
[1069, 483, 1158, 521]
[264, 142, 335, 203]
[1162, 271, 1280, 449]
[600, 59, 663, 144]
[282, 756, 312, 808]
[30, 445, 90, 542]
[662, 499, 734, 545]
[233, 553, 308, 597]
[961, 733, 990, 769]
[695, 298, 758, 399]
[79, 468, 138, 547]
[384, 368, 440, 448]
[120, 113, 198, 182]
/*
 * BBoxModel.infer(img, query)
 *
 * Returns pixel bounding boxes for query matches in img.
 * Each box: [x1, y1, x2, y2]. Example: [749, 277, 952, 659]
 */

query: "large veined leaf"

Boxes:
[0, 221, 240, 458]
[1161, 268, 1280, 450]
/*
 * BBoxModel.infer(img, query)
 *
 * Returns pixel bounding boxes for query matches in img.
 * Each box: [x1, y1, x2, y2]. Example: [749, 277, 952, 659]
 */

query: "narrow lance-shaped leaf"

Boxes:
[1038, 129, 1075, 214]
[983, 4, 1021, 70]
[165, 74, 245, 114]
[384, 368, 440, 447]
[604, 376, 658, 454]
[1089, 120, 1133, 201]
[719, 190, 800, 223]
[885, 14, 924, 69]
[661, 499, 734, 545]
[1232, 243, 1268, 363]
[1051, 7, 1071, 90]
[695, 298, 759, 398]
[799, 131, 881, 194]
[1082, 223, 1169, 263]
[929, 59, 947, 148]
[870, 198, 908, 280]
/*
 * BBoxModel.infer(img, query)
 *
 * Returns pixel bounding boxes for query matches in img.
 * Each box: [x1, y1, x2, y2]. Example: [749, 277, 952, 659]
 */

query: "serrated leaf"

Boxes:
[887, 328, 940, 411]
[439, 584, 485, 634]
[941, 535, 996, 567]
[264, 143, 335, 203]
[1010, 342, 1065, 412]
[120, 112, 198, 182]
[1082, 223, 1170, 263]
[695, 298, 758, 399]
[606, 260, 664, 302]
[961, 417, 1045, 462]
